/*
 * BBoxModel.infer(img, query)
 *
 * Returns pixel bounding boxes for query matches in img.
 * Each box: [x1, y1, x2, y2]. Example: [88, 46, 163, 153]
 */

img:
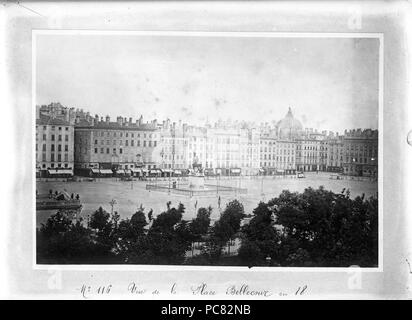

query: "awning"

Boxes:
[259, 169, 265, 172]
[90, 168, 100, 174]
[131, 168, 142, 173]
[60, 169, 73, 175]
[149, 169, 160, 174]
[100, 169, 113, 174]
[163, 169, 173, 173]
[116, 169, 125, 174]
[276, 169, 285, 173]
[47, 169, 73, 175]
[174, 170, 182, 175]
[124, 169, 131, 174]
[230, 168, 241, 173]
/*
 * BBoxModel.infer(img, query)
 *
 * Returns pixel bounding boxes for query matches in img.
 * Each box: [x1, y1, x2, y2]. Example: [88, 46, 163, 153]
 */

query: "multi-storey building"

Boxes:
[342, 129, 378, 177]
[36, 114, 75, 176]
[159, 120, 188, 172]
[74, 115, 162, 176]
[35, 102, 379, 178]
[208, 123, 260, 176]
[326, 133, 344, 172]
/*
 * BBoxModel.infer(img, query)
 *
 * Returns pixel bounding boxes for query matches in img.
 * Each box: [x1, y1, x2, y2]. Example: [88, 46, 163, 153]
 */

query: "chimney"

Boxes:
[139, 115, 143, 126]
[105, 115, 110, 123]
[90, 118, 95, 126]
[117, 116, 123, 125]
[129, 117, 132, 124]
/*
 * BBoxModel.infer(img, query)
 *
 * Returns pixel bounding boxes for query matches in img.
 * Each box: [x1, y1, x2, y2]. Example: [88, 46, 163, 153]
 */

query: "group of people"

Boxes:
[48, 189, 80, 200]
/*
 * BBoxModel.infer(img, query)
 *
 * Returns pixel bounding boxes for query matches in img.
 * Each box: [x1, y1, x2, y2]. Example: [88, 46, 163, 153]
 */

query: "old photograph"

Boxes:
[34, 31, 381, 268]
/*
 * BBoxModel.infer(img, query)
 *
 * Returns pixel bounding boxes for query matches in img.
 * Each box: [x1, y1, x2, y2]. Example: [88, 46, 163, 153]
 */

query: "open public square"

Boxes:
[36, 172, 378, 227]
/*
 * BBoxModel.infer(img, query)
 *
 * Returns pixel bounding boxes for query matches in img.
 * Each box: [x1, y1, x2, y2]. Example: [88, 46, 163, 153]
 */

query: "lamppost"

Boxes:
[109, 198, 117, 215]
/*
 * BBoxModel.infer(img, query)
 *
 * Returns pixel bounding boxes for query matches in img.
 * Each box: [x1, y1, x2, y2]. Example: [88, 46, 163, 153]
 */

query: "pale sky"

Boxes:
[36, 34, 379, 132]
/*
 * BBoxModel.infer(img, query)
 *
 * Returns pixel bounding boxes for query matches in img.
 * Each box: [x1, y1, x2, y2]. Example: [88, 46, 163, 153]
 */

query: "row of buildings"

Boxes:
[35, 103, 378, 178]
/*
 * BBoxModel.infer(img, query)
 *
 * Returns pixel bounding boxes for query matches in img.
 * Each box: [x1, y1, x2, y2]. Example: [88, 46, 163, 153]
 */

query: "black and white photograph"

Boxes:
[34, 31, 381, 268]
[2, 0, 412, 300]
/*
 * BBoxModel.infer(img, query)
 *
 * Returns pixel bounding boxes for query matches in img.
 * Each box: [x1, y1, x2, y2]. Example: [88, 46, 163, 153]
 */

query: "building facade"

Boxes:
[74, 115, 161, 175]
[36, 114, 75, 176]
[36, 102, 378, 178]
[342, 129, 378, 177]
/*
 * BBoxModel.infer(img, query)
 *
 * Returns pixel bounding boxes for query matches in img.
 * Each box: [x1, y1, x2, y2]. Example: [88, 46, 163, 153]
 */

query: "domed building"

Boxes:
[277, 107, 303, 140]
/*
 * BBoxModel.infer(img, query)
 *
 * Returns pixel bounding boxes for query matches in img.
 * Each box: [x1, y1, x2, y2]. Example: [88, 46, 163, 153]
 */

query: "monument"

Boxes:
[188, 153, 205, 189]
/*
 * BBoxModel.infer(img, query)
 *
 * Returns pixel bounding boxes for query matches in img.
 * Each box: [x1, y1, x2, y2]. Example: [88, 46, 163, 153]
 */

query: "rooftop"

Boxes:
[36, 114, 71, 126]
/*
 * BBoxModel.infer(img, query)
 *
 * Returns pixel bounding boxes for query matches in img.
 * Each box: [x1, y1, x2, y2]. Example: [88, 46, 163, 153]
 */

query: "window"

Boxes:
[137, 140, 140, 146]
[51, 134, 55, 141]
[65, 135, 68, 142]
[125, 140, 128, 146]
[131, 140, 134, 146]
[149, 141, 152, 147]
[43, 126, 46, 130]
[43, 134, 46, 141]
[58, 127, 62, 131]
[58, 154, 61, 162]
[51, 145, 55, 152]
[65, 127, 68, 131]
[120, 149, 123, 154]
[58, 135, 62, 141]
[64, 163, 68, 168]
[94, 148, 98, 153]
[42, 144, 46, 151]
[101, 148, 104, 153]
[51, 154, 55, 161]
[58, 145, 62, 152]
[64, 154, 68, 162]
[143, 141, 146, 147]
[106, 148, 109, 154]
[95, 139, 98, 145]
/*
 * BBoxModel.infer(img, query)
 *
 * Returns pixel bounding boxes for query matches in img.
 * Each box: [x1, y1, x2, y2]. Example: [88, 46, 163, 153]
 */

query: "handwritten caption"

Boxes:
[76, 281, 308, 299]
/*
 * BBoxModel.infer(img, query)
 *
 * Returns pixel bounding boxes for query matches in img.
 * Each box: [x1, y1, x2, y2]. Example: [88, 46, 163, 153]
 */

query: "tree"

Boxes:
[190, 207, 212, 240]
[116, 209, 148, 259]
[239, 201, 281, 265]
[267, 187, 378, 267]
[37, 211, 101, 264]
[121, 203, 192, 264]
[204, 200, 245, 261]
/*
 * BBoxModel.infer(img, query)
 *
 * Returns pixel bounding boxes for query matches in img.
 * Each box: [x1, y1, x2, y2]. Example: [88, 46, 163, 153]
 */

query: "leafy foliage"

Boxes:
[37, 188, 378, 267]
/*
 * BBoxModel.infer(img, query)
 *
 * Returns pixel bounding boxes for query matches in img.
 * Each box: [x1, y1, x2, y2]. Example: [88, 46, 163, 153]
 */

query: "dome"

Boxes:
[277, 107, 303, 139]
